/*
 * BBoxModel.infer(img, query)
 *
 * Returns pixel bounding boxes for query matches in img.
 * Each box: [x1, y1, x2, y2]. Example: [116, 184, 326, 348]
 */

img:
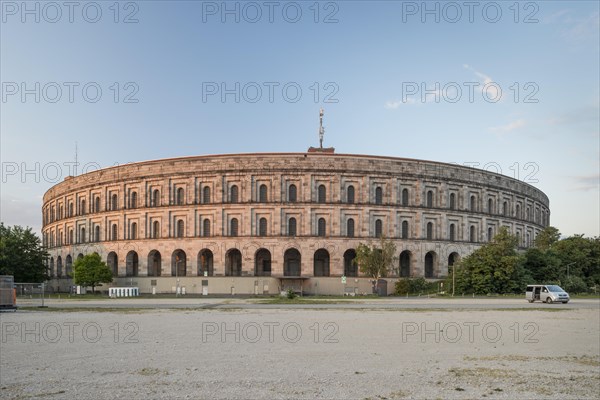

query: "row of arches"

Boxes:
[48, 249, 460, 279]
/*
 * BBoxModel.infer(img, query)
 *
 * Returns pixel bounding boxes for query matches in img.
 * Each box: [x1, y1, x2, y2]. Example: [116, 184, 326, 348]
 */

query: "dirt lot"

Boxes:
[1, 305, 599, 399]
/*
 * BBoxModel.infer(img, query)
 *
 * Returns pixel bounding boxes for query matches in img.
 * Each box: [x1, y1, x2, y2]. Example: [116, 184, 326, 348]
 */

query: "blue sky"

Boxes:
[1, 0, 599, 237]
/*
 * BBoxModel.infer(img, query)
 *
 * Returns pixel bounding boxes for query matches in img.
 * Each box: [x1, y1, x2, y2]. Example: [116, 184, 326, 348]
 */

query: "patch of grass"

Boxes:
[449, 367, 518, 379]
[136, 367, 163, 376]
[19, 306, 152, 313]
[257, 297, 354, 304]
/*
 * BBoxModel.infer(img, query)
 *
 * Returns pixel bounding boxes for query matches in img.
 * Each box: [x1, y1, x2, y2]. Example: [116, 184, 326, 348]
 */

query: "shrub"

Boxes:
[286, 289, 297, 299]
[562, 276, 588, 294]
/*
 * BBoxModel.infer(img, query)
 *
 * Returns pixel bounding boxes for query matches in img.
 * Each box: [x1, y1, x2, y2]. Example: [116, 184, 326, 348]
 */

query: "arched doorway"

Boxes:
[425, 251, 436, 278]
[198, 249, 214, 276]
[448, 252, 460, 276]
[255, 249, 272, 276]
[57, 256, 63, 278]
[343, 249, 357, 277]
[284, 248, 301, 276]
[225, 249, 242, 276]
[313, 249, 330, 277]
[171, 250, 187, 277]
[147, 250, 161, 277]
[107, 252, 118, 277]
[126, 251, 139, 277]
[399, 251, 411, 278]
[65, 255, 73, 277]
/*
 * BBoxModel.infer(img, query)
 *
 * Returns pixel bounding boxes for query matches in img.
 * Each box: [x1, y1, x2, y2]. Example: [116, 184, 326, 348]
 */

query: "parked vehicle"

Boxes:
[526, 284, 570, 304]
[0, 276, 17, 311]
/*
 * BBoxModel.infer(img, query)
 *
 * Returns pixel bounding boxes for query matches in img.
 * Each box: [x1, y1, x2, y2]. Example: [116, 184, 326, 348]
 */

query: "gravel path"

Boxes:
[1, 307, 598, 399]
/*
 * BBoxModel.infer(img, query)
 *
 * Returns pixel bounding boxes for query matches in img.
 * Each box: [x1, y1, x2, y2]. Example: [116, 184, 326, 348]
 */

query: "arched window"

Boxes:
[424, 252, 435, 278]
[259, 217, 267, 236]
[126, 251, 139, 277]
[488, 227, 493, 242]
[469, 225, 476, 242]
[516, 204, 521, 219]
[153, 189, 160, 207]
[148, 250, 162, 277]
[426, 222, 433, 240]
[318, 185, 326, 203]
[449, 193, 456, 210]
[449, 224, 455, 241]
[402, 221, 409, 239]
[69, 202, 74, 217]
[198, 249, 213, 276]
[488, 198, 493, 214]
[375, 187, 383, 205]
[225, 249, 242, 276]
[402, 189, 409, 206]
[288, 184, 297, 202]
[203, 186, 210, 204]
[203, 219, 211, 237]
[177, 188, 185, 205]
[230, 218, 238, 237]
[131, 222, 137, 240]
[80, 199, 86, 215]
[317, 218, 326, 236]
[470, 195, 476, 212]
[80, 227, 86, 243]
[95, 225, 100, 242]
[288, 217, 297, 236]
[503, 201, 508, 216]
[375, 219, 383, 238]
[107, 252, 118, 277]
[130, 192, 137, 209]
[426, 190, 433, 207]
[399, 251, 411, 277]
[347, 218, 355, 238]
[347, 185, 355, 204]
[111, 194, 118, 211]
[177, 220, 184, 238]
[230, 185, 239, 203]
[284, 248, 301, 276]
[69, 229, 73, 245]
[255, 249, 272, 276]
[153, 221, 160, 238]
[259, 184, 268, 202]
[94, 196, 100, 212]
[111, 224, 118, 241]
[172, 250, 187, 277]
[313, 249, 330, 277]
[344, 249, 357, 277]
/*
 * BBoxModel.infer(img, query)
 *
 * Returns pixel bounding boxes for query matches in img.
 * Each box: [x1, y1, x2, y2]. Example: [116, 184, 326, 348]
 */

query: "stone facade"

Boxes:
[41, 152, 549, 294]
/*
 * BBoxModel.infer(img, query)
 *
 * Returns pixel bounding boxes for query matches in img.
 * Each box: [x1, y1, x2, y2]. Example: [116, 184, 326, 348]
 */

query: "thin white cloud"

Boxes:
[463, 64, 502, 101]
[571, 174, 600, 192]
[384, 98, 416, 109]
[489, 119, 526, 133]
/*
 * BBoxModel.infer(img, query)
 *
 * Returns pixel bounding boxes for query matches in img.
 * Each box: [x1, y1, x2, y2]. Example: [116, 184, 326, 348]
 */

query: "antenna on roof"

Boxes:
[319, 108, 325, 148]
[74, 141, 78, 176]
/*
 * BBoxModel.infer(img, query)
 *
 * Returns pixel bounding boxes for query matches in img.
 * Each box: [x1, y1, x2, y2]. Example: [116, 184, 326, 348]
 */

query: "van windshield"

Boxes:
[546, 285, 564, 292]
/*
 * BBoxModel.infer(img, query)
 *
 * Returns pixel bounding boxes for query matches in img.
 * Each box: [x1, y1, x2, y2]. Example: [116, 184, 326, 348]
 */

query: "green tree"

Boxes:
[354, 236, 397, 294]
[522, 247, 561, 283]
[72, 253, 113, 293]
[453, 227, 526, 294]
[0, 223, 48, 282]
[534, 226, 561, 251]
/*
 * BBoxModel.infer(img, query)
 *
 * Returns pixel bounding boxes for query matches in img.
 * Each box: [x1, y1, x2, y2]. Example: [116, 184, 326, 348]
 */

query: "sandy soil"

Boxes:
[1, 307, 598, 399]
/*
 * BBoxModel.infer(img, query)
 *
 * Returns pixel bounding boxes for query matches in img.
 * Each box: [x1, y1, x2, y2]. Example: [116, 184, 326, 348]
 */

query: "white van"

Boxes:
[526, 284, 570, 304]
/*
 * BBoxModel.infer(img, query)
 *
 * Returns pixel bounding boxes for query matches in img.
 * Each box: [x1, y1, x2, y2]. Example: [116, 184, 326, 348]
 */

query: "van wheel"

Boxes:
[562, 301, 569, 304]
[547, 298, 553, 304]
[528, 300, 534, 303]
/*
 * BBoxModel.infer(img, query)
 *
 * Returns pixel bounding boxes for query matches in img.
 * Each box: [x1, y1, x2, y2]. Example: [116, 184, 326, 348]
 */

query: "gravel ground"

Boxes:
[1, 306, 599, 399]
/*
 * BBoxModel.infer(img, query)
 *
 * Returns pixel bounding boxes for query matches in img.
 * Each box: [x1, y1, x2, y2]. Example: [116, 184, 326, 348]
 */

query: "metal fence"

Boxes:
[14, 283, 47, 307]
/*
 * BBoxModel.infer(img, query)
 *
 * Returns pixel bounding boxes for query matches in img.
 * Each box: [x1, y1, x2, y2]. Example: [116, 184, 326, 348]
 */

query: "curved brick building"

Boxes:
[42, 151, 549, 295]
